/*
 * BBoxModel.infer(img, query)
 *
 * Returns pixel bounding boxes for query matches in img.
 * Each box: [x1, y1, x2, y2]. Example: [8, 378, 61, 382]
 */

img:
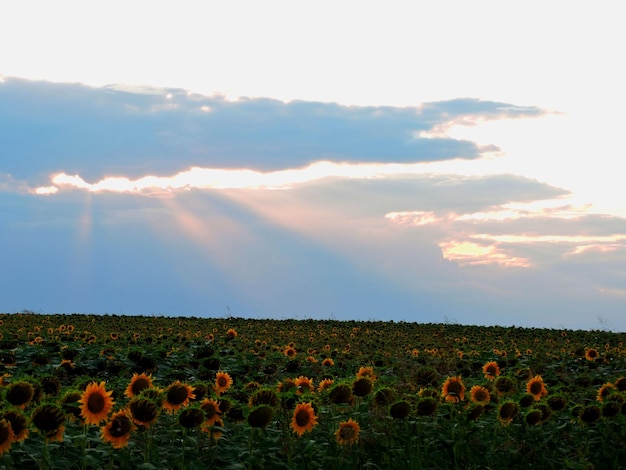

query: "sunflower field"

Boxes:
[1, 312, 626, 469]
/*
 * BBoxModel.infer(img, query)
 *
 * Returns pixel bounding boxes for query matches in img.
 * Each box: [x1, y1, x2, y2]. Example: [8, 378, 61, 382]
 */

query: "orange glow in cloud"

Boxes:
[439, 241, 531, 268]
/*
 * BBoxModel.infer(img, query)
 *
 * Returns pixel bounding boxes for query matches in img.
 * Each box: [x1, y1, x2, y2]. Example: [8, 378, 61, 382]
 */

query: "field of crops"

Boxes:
[0, 312, 625, 469]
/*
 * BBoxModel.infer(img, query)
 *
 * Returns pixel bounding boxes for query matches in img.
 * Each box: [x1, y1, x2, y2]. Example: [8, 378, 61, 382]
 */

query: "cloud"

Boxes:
[1, 77, 546, 184]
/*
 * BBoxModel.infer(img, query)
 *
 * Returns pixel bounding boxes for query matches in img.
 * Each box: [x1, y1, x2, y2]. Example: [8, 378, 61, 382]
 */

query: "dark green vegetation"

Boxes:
[1, 312, 625, 469]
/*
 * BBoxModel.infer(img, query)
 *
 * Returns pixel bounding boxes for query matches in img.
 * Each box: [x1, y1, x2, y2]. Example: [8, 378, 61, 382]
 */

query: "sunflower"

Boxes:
[579, 404, 602, 424]
[202, 416, 224, 440]
[526, 375, 548, 401]
[482, 361, 501, 381]
[373, 388, 397, 407]
[352, 377, 374, 397]
[441, 376, 466, 403]
[101, 410, 135, 449]
[125, 373, 154, 398]
[356, 367, 376, 383]
[1, 410, 29, 442]
[247, 405, 274, 428]
[200, 398, 222, 427]
[294, 376, 314, 395]
[335, 418, 360, 446]
[163, 381, 195, 414]
[318, 379, 334, 393]
[79, 381, 115, 425]
[128, 397, 160, 427]
[283, 346, 297, 358]
[322, 358, 334, 367]
[497, 401, 519, 426]
[585, 348, 599, 361]
[291, 402, 318, 436]
[614, 376, 626, 392]
[248, 389, 279, 408]
[178, 407, 205, 429]
[0, 419, 15, 455]
[31, 404, 65, 441]
[60, 390, 82, 421]
[470, 385, 491, 405]
[494, 376, 515, 396]
[214, 372, 233, 395]
[596, 382, 617, 403]
[416, 397, 439, 416]
[328, 384, 354, 405]
[226, 328, 237, 339]
[525, 409, 543, 426]
[5, 381, 35, 409]
[389, 401, 411, 419]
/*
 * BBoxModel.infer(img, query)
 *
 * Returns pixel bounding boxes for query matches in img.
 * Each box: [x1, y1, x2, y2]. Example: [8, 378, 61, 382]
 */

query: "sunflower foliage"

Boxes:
[0, 313, 625, 469]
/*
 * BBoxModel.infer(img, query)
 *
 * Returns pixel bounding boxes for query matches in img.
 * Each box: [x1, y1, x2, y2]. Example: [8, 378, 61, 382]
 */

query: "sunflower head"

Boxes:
[125, 373, 153, 399]
[200, 398, 222, 427]
[416, 397, 439, 416]
[101, 410, 135, 449]
[5, 381, 35, 409]
[441, 376, 466, 403]
[247, 405, 274, 428]
[352, 377, 373, 397]
[579, 404, 602, 424]
[178, 407, 205, 429]
[470, 385, 491, 405]
[214, 372, 233, 394]
[328, 384, 354, 405]
[482, 361, 501, 380]
[526, 375, 548, 401]
[291, 402, 318, 436]
[129, 397, 160, 427]
[294, 376, 314, 395]
[335, 418, 360, 446]
[79, 381, 115, 425]
[163, 381, 195, 414]
[497, 401, 519, 426]
[1, 410, 29, 443]
[389, 400, 411, 419]
[373, 388, 397, 407]
[0, 419, 15, 455]
[248, 389, 279, 408]
[31, 404, 65, 438]
[356, 366, 376, 383]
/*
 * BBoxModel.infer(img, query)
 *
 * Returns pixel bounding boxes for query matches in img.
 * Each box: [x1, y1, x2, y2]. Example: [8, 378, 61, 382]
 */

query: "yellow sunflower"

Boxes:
[441, 376, 466, 403]
[470, 385, 491, 405]
[526, 375, 548, 401]
[1, 410, 29, 443]
[200, 398, 222, 427]
[356, 366, 377, 383]
[585, 348, 599, 361]
[79, 381, 115, 425]
[128, 397, 160, 427]
[318, 378, 334, 392]
[124, 373, 154, 398]
[214, 372, 233, 394]
[202, 416, 224, 440]
[101, 410, 136, 449]
[163, 381, 195, 414]
[294, 376, 314, 395]
[0, 419, 15, 455]
[335, 418, 360, 446]
[482, 361, 501, 381]
[596, 382, 617, 403]
[291, 402, 318, 437]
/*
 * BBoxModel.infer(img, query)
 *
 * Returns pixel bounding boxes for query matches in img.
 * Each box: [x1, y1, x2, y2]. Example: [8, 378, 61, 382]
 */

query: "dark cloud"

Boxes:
[1, 77, 545, 182]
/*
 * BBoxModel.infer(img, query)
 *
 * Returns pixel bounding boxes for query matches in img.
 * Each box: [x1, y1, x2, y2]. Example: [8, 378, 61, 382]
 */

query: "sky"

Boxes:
[2, 1, 626, 331]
